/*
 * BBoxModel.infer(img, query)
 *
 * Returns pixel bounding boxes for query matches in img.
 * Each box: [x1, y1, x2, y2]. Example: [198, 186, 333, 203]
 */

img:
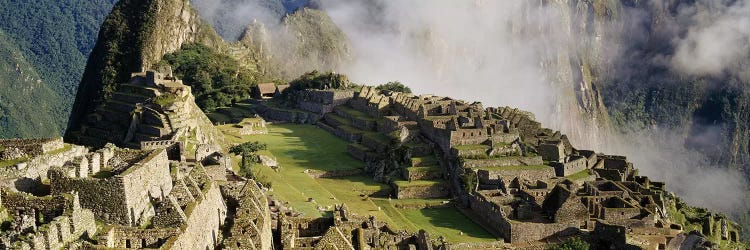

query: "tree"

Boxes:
[229, 141, 268, 177]
[547, 238, 589, 250]
[161, 43, 258, 111]
[376, 81, 412, 93]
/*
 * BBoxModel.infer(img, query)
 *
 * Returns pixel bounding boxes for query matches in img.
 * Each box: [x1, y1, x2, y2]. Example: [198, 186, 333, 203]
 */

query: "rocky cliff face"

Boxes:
[65, 0, 222, 141]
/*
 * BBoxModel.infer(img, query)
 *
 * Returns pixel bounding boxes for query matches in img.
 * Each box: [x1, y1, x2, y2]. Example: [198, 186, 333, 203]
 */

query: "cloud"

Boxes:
[189, 0, 750, 215]
[671, 0, 750, 76]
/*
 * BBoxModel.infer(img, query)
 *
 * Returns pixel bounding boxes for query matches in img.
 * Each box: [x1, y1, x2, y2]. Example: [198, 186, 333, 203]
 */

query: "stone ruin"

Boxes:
[0, 78, 744, 249]
[0, 189, 97, 249]
[69, 69, 224, 156]
[236, 117, 268, 135]
[255, 85, 744, 249]
[0, 137, 270, 249]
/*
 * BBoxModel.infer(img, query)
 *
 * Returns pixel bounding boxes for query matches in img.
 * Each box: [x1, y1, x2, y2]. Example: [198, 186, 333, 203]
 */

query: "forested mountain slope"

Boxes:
[0, 0, 117, 137]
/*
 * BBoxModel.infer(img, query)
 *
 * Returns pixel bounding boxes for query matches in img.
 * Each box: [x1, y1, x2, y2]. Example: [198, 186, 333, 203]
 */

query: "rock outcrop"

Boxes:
[66, 0, 222, 142]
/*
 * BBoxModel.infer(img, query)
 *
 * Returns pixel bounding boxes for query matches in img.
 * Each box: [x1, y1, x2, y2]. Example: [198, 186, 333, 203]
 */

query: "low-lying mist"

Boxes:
[191, 0, 750, 215]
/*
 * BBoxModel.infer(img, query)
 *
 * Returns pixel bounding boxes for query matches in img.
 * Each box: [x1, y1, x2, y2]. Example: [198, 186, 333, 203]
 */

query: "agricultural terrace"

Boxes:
[218, 123, 495, 242]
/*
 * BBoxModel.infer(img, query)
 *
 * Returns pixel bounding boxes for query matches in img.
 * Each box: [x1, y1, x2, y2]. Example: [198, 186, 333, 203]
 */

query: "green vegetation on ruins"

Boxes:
[546, 237, 589, 250]
[376, 81, 412, 93]
[161, 44, 260, 112]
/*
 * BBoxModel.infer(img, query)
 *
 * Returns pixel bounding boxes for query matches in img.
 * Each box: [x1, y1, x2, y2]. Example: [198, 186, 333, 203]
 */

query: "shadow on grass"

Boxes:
[418, 207, 496, 240]
[261, 124, 365, 172]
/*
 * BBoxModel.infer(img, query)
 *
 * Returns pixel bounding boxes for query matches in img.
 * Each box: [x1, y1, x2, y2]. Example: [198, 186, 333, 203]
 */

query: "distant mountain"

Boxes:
[0, 0, 118, 138]
[0, 31, 60, 138]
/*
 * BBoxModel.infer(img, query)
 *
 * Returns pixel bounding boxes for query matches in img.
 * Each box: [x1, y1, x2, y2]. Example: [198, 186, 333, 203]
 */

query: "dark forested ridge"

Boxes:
[0, 31, 60, 138]
[0, 0, 117, 138]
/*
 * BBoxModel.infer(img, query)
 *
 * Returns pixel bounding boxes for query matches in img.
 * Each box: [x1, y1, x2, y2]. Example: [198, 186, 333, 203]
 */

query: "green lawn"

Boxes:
[566, 169, 593, 180]
[221, 123, 370, 217]
[336, 106, 376, 120]
[219, 123, 495, 242]
[372, 198, 496, 243]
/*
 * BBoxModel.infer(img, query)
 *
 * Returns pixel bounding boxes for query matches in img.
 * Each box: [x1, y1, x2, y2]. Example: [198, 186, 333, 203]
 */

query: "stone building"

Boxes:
[70, 69, 224, 155]
[254, 83, 277, 99]
[258, 85, 743, 248]
[49, 148, 172, 227]
[0, 190, 96, 249]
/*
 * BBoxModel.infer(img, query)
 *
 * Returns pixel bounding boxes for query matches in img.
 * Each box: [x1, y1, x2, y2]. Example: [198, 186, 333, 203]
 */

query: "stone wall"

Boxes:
[50, 149, 172, 226]
[165, 182, 227, 250]
[477, 167, 555, 184]
[0, 144, 87, 192]
[393, 182, 450, 199]
[462, 156, 544, 168]
[152, 195, 187, 228]
[467, 193, 511, 239]
[49, 169, 129, 225]
[26, 207, 96, 250]
[99, 226, 179, 248]
[141, 140, 184, 161]
[449, 128, 489, 146]
[1, 189, 68, 222]
[5, 192, 96, 250]
[507, 221, 579, 243]
[0, 137, 64, 157]
[256, 104, 320, 124]
[539, 141, 565, 162]
[120, 149, 172, 226]
[552, 156, 588, 177]
[222, 181, 273, 250]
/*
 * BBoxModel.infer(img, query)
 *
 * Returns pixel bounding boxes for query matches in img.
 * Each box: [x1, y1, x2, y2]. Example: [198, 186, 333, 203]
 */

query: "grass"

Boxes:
[372, 198, 496, 243]
[477, 165, 551, 171]
[218, 123, 495, 242]
[45, 144, 72, 155]
[0, 144, 73, 168]
[406, 166, 441, 173]
[336, 106, 376, 121]
[393, 179, 443, 188]
[411, 156, 438, 166]
[325, 113, 351, 126]
[0, 156, 29, 168]
[566, 169, 593, 180]
[362, 131, 393, 145]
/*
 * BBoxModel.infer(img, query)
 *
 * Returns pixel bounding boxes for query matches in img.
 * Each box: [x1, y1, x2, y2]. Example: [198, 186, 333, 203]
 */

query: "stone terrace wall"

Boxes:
[1, 189, 68, 221]
[0, 145, 88, 181]
[394, 183, 450, 199]
[165, 182, 227, 250]
[25, 210, 96, 250]
[0, 137, 64, 157]
[120, 149, 172, 226]
[467, 193, 511, 240]
[477, 167, 556, 184]
[49, 169, 129, 225]
[508, 221, 579, 243]
[255, 104, 320, 124]
[462, 156, 544, 169]
[296, 89, 354, 114]
[100, 227, 179, 249]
